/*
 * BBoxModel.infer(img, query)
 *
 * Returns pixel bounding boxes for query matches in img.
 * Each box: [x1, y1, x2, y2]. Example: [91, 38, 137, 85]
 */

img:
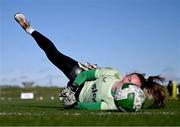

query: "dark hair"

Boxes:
[131, 73, 167, 108]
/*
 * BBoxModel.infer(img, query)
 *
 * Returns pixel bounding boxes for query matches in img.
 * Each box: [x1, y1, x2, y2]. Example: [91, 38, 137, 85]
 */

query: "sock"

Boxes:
[26, 26, 35, 34]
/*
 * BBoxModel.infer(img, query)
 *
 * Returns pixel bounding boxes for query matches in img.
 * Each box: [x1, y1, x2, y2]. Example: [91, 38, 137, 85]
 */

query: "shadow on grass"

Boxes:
[9, 104, 64, 110]
[25, 105, 64, 109]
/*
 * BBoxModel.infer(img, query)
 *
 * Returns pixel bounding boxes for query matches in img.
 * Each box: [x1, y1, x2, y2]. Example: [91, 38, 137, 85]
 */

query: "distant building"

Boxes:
[22, 81, 34, 88]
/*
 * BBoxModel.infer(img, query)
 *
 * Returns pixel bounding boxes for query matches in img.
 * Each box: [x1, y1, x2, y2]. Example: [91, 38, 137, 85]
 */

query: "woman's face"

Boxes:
[112, 73, 143, 92]
[122, 74, 142, 88]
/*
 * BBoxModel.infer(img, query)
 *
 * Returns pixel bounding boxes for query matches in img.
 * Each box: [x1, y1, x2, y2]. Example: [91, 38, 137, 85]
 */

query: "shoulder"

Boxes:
[95, 67, 121, 79]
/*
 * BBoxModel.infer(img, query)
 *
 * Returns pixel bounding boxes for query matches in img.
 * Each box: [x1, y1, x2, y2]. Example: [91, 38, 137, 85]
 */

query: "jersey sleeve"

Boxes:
[73, 69, 96, 86]
[73, 67, 120, 86]
[76, 101, 110, 110]
[76, 102, 101, 110]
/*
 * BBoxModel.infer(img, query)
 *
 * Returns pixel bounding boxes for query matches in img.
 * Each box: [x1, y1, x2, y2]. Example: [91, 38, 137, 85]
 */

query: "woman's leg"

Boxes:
[31, 31, 81, 81]
[14, 13, 82, 81]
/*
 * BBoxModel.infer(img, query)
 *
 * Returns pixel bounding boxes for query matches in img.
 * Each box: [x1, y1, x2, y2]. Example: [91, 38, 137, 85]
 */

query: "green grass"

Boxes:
[0, 87, 180, 126]
[0, 99, 180, 126]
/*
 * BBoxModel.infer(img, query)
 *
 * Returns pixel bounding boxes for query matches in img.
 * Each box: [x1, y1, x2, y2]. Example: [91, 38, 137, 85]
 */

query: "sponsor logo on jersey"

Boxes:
[91, 83, 97, 102]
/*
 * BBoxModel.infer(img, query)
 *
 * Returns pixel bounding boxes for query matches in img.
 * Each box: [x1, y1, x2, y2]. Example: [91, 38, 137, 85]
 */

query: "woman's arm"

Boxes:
[74, 69, 96, 86]
[74, 67, 120, 86]
[75, 101, 110, 110]
[75, 102, 102, 110]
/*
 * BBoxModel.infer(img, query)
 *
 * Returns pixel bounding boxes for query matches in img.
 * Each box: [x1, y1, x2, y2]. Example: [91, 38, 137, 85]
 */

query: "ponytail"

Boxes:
[133, 73, 167, 108]
[144, 75, 167, 108]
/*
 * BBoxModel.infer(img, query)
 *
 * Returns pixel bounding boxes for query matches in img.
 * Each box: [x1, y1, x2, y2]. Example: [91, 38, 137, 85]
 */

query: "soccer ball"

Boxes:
[114, 83, 145, 112]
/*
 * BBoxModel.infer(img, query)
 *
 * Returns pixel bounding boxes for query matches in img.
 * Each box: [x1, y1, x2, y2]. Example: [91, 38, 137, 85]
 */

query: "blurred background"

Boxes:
[0, 0, 179, 96]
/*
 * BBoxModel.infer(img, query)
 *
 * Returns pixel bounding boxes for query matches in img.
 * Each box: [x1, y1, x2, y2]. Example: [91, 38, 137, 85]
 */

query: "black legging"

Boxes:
[31, 31, 79, 81]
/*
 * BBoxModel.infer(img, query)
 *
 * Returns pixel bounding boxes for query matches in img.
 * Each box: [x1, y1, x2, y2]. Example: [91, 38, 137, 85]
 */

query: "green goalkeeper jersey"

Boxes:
[73, 67, 121, 110]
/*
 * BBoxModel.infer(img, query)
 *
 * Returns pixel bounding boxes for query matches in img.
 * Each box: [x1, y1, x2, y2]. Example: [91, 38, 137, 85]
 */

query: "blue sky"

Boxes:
[0, 0, 179, 87]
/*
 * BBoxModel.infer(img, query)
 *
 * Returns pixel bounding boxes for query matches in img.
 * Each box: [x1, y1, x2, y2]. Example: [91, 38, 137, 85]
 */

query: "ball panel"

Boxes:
[114, 83, 145, 112]
[115, 92, 135, 112]
[121, 83, 130, 90]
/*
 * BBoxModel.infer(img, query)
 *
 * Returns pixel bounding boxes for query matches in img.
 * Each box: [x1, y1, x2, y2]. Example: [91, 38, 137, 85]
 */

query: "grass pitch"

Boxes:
[0, 99, 180, 126]
[0, 87, 180, 126]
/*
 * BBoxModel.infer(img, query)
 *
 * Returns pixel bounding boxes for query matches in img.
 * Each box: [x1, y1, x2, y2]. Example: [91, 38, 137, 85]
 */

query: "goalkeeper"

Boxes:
[14, 13, 167, 110]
